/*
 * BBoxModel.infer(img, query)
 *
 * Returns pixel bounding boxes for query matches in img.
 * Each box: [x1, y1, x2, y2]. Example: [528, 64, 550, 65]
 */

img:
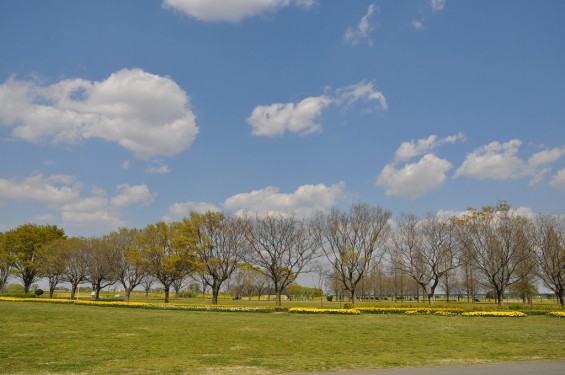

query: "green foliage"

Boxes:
[3, 224, 65, 292]
[34, 289, 44, 296]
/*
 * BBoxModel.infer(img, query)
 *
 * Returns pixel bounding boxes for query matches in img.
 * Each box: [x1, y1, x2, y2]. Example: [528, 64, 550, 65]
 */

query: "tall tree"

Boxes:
[190, 211, 248, 304]
[533, 214, 565, 306]
[36, 238, 68, 298]
[453, 202, 533, 307]
[84, 236, 119, 300]
[61, 237, 89, 299]
[3, 224, 65, 293]
[244, 214, 318, 307]
[0, 232, 13, 293]
[313, 204, 391, 305]
[107, 228, 145, 302]
[140, 221, 197, 303]
[392, 213, 460, 304]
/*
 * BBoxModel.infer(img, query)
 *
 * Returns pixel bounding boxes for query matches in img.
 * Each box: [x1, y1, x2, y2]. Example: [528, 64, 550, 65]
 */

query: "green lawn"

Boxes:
[0, 301, 564, 374]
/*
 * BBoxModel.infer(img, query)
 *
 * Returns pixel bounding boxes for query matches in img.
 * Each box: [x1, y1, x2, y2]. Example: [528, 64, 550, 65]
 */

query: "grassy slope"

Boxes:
[0, 301, 564, 374]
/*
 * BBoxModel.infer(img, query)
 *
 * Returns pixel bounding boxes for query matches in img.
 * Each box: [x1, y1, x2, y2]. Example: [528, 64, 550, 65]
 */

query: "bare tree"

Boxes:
[533, 214, 565, 306]
[61, 237, 89, 299]
[85, 237, 119, 300]
[191, 211, 248, 305]
[141, 274, 157, 297]
[453, 202, 533, 307]
[392, 213, 460, 304]
[244, 214, 319, 307]
[313, 204, 391, 305]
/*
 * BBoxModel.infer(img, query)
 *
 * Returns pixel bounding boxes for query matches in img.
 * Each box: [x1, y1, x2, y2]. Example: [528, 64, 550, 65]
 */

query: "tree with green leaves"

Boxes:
[0, 232, 13, 293]
[36, 238, 68, 298]
[106, 227, 145, 302]
[140, 221, 197, 303]
[3, 224, 65, 293]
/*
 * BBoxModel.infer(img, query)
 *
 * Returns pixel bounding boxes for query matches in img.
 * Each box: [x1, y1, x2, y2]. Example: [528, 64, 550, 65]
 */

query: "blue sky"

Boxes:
[1, 0, 564, 236]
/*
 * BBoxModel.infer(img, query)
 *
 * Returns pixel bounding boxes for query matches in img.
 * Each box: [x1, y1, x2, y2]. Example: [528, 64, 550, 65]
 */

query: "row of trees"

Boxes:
[1, 202, 564, 307]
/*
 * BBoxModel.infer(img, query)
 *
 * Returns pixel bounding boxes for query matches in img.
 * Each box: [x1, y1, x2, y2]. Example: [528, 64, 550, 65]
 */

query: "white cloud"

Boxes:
[0, 172, 156, 234]
[344, 4, 377, 46]
[394, 133, 464, 162]
[224, 181, 346, 217]
[0, 172, 81, 206]
[455, 140, 523, 180]
[376, 133, 463, 199]
[431, 0, 446, 13]
[412, 19, 424, 29]
[248, 80, 387, 137]
[337, 80, 387, 111]
[247, 96, 332, 137]
[122, 160, 131, 170]
[144, 164, 171, 174]
[0, 68, 199, 159]
[377, 154, 452, 199]
[163, 0, 316, 22]
[549, 169, 565, 191]
[455, 140, 565, 185]
[168, 201, 221, 217]
[110, 184, 156, 208]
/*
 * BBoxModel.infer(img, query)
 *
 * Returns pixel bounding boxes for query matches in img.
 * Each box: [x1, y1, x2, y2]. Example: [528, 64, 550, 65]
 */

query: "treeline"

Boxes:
[0, 202, 564, 306]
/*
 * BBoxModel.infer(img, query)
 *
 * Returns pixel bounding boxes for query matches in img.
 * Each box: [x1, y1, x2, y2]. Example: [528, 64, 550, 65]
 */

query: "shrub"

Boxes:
[326, 295, 333, 302]
[34, 289, 44, 297]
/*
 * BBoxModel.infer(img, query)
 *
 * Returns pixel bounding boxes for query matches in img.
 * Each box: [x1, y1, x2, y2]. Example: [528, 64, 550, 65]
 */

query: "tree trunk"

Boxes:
[350, 289, 357, 306]
[557, 288, 564, 307]
[164, 285, 170, 303]
[275, 291, 282, 307]
[496, 289, 504, 307]
[212, 284, 221, 305]
[427, 293, 434, 304]
[126, 289, 132, 302]
[49, 284, 56, 299]
[70, 283, 78, 299]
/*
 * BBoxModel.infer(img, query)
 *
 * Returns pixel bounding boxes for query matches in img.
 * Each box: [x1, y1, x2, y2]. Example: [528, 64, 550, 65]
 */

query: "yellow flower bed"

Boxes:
[357, 306, 464, 315]
[0, 297, 74, 304]
[548, 311, 565, 318]
[288, 307, 361, 315]
[462, 311, 527, 317]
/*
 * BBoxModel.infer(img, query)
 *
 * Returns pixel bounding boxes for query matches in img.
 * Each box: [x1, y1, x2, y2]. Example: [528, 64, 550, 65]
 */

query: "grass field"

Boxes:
[1, 301, 564, 374]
